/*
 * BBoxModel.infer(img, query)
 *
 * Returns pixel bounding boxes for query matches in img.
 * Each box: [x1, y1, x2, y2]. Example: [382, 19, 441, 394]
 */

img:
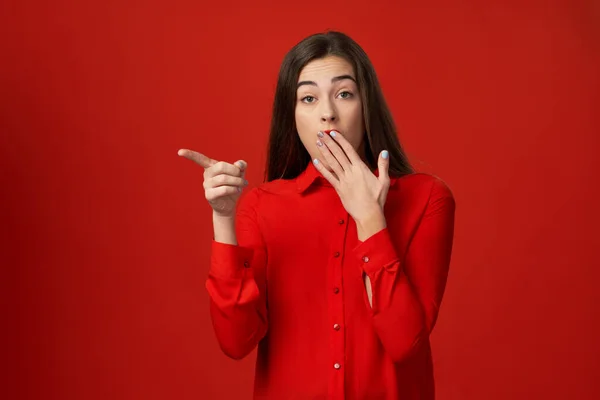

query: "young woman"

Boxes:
[179, 31, 455, 400]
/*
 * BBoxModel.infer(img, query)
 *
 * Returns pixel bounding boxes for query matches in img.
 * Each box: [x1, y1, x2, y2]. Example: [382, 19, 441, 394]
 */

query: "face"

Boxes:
[295, 56, 365, 171]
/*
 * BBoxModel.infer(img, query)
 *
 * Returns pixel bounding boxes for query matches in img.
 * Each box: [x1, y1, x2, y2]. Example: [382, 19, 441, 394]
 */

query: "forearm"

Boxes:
[208, 187, 269, 360]
[355, 184, 455, 363]
[368, 264, 428, 362]
[207, 241, 268, 360]
[354, 228, 427, 361]
[207, 273, 268, 360]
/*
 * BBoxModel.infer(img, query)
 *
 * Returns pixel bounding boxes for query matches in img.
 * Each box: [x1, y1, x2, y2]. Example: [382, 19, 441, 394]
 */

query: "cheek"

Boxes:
[295, 110, 317, 151]
[346, 104, 364, 147]
[295, 108, 309, 130]
[351, 102, 364, 125]
[296, 105, 319, 134]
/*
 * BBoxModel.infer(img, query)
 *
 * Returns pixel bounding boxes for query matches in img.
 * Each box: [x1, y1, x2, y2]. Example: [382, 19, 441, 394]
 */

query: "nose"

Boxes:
[320, 101, 337, 123]
[321, 111, 336, 123]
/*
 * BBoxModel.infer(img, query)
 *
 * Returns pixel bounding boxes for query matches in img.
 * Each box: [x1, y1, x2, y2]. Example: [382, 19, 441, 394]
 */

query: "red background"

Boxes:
[2, 1, 599, 399]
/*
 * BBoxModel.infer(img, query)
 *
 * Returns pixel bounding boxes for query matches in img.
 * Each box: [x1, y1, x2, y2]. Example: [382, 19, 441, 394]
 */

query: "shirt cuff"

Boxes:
[352, 227, 399, 277]
[210, 240, 255, 279]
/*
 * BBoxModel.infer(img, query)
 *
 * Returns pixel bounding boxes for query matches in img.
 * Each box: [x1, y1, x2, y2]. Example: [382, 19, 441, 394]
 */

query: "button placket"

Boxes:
[329, 213, 348, 395]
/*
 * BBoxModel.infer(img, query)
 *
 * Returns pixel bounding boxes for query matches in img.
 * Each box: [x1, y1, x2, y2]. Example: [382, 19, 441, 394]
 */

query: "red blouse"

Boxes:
[206, 161, 456, 399]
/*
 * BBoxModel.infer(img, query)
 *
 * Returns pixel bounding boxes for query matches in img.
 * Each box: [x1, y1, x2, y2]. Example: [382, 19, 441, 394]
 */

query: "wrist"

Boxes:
[212, 212, 237, 244]
[213, 211, 235, 221]
[355, 207, 386, 241]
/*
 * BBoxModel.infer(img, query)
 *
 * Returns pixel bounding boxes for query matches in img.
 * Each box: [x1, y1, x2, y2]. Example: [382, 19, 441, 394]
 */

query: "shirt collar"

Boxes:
[295, 161, 324, 193]
[295, 161, 382, 194]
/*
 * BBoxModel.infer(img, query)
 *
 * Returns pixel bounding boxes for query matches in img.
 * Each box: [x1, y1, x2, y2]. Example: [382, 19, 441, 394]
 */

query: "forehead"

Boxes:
[297, 56, 355, 82]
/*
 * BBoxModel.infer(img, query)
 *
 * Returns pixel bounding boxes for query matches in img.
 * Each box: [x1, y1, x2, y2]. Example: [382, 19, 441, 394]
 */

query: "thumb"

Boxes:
[234, 160, 247, 179]
[378, 150, 390, 184]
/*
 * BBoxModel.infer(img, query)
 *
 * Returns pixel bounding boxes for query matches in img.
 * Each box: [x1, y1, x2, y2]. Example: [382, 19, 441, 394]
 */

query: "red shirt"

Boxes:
[206, 161, 456, 399]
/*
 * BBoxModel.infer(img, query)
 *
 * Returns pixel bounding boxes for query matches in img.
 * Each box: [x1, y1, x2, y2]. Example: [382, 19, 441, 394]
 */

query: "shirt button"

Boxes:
[243, 261, 250, 268]
[334, 251, 340, 258]
[362, 256, 370, 263]
[333, 287, 340, 294]
[333, 323, 340, 331]
[338, 219, 345, 225]
[334, 363, 341, 370]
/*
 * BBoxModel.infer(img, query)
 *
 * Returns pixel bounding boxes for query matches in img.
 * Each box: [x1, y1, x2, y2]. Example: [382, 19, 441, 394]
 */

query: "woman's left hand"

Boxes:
[313, 130, 390, 240]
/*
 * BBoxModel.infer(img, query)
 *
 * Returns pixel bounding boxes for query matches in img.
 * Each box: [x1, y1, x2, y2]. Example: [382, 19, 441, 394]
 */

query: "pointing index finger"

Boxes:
[178, 149, 217, 169]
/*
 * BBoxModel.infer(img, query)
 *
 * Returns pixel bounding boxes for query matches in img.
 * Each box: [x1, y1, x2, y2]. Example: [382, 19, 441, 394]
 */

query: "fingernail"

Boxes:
[237, 187, 242, 192]
[330, 131, 337, 137]
[313, 159, 319, 165]
[244, 179, 249, 185]
[382, 150, 389, 159]
[317, 131, 324, 138]
[316, 140, 323, 147]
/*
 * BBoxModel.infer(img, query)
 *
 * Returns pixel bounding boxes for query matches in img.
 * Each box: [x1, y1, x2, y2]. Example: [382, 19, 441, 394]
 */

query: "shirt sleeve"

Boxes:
[352, 178, 456, 363]
[205, 187, 268, 360]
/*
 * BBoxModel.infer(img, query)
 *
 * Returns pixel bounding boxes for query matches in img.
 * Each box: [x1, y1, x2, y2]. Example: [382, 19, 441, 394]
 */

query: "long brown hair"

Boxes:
[265, 31, 414, 182]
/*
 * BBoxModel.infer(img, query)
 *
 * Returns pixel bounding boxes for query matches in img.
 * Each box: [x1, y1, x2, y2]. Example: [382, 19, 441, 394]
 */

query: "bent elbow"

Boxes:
[387, 330, 427, 364]
[217, 339, 256, 360]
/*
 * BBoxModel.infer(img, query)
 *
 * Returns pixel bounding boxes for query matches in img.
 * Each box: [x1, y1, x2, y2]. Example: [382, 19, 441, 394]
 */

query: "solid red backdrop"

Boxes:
[2, 1, 599, 399]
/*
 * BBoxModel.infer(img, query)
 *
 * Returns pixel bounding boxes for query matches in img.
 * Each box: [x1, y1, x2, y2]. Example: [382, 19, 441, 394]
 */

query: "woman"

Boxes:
[178, 31, 455, 400]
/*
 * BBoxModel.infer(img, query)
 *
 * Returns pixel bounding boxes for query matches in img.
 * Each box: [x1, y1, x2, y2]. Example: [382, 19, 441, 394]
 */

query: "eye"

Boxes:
[301, 95, 316, 103]
[338, 91, 353, 99]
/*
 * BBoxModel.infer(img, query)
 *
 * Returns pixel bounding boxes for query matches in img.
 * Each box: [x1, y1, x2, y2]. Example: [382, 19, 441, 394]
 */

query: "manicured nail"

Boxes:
[316, 140, 323, 147]
[382, 150, 389, 159]
[313, 159, 319, 165]
[330, 131, 337, 137]
[237, 187, 242, 192]
[317, 131, 324, 138]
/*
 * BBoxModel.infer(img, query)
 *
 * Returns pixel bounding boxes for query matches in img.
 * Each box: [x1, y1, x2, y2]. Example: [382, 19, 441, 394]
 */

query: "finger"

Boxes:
[316, 137, 345, 178]
[319, 131, 351, 171]
[178, 149, 217, 169]
[204, 174, 248, 190]
[312, 158, 339, 189]
[378, 150, 390, 184]
[327, 130, 361, 165]
[205, 160, 246, 179]
[205, 186, 241, 201]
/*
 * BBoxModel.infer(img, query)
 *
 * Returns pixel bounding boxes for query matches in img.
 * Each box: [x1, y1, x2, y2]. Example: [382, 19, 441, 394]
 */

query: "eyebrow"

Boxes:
[297, 75, 356, 88]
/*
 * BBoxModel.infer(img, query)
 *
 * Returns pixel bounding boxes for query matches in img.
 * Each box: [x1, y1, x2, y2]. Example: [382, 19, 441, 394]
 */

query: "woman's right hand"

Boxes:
[178, 149, 248, 218]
